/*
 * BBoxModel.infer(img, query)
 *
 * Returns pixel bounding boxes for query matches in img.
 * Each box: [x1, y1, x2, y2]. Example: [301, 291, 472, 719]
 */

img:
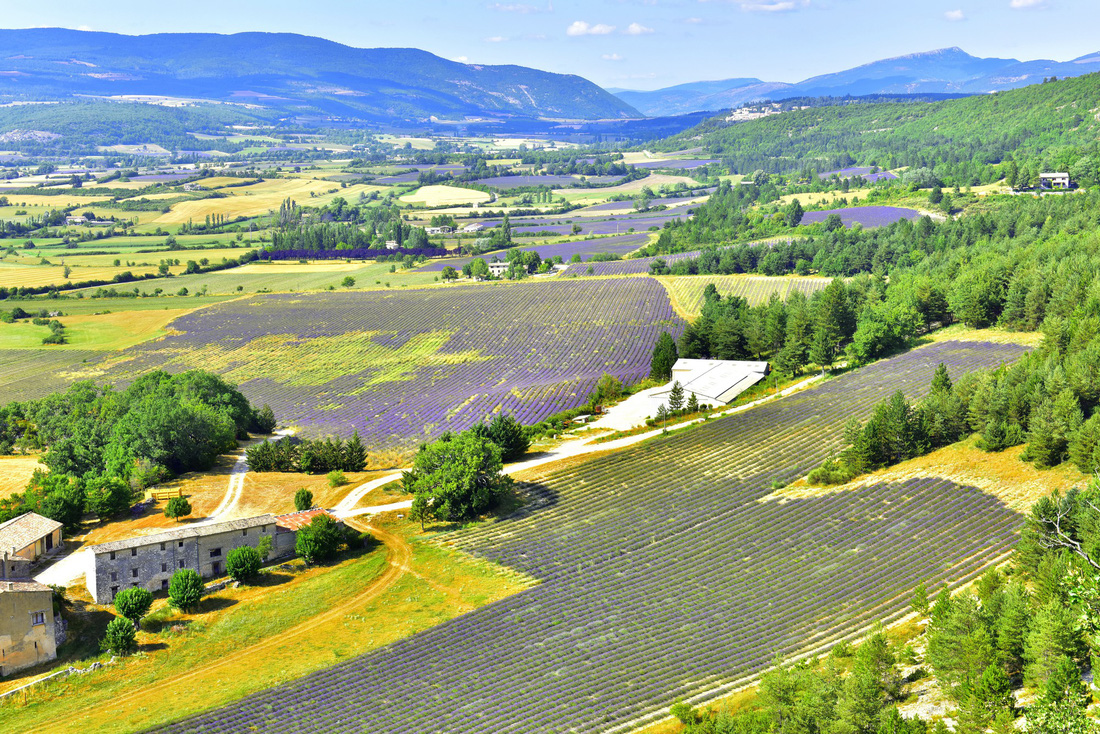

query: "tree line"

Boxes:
[0, 371, 274, 526]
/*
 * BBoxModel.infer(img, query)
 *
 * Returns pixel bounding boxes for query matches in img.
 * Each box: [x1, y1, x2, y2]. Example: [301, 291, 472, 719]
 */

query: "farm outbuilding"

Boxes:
[1039, 172, 1071, 189]
[0, 513, 64, 571]
[652, 359, 770, 407]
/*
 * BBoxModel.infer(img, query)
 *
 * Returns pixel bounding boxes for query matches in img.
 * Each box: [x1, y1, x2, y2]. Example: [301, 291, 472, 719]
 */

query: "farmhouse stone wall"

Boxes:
[0, 584, 56, 677]
[87, 516, 295, 604]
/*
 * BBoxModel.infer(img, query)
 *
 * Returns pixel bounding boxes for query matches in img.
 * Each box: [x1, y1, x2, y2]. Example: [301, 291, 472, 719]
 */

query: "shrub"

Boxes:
[114, 587, 153, 629]
[296, 514, 343, 564]
[327, 469, 347, 488]
[294, 487, 314, 511]
[101, 616, 137, 655]
[226, 546, 262, 582]
[168, 568, 204, 611]
[164, 495, 192, 522]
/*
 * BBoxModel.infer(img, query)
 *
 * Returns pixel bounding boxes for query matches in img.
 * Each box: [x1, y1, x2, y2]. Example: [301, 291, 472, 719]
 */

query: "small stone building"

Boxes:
[85, 515, 296, 604]
[0, 512, 64, 573]
[0, 580, 56, 677]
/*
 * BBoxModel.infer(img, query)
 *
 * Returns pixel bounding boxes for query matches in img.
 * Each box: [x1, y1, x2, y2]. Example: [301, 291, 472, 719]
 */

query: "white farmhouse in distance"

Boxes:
[651, 359, 770, 408]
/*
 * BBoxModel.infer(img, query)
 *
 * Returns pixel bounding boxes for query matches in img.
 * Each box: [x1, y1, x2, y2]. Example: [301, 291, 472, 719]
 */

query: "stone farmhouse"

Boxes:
[0, 512, 64, 579]
[0, 579, 57, 677]
[84, 510, 343, 604]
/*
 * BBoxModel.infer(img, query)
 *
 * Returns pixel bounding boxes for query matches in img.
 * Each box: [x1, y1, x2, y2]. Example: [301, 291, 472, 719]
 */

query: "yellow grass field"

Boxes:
[399, 184, 491, 207]
[774, 189, 874, 207]
[557, 173, 703, 203]
[0, 307, 202, 352]
[118, 191, 185, 202]
[0, 194, 113, 207]
[0, 455, 40, 499]
[221, 261, 362, 275]
[151, 178, 344, 225]
[658, 274, 833, 318]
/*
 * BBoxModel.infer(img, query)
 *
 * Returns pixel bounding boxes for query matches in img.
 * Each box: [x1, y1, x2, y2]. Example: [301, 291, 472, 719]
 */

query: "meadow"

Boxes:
[147, 341, 1026, 734]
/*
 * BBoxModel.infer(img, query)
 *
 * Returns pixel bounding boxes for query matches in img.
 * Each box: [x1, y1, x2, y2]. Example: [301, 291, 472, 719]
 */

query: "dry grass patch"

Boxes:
[773, 189, 874, 207]
[231, 469, 394, 518]
[151, 178, 342, 224]
[773, 437, 1086, 512]
[0, 455, 40, 499]
[922, 323, 1043, 348]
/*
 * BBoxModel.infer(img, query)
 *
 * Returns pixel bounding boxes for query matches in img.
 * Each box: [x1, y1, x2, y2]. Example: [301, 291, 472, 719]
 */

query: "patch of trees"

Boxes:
[809, 365, 968, 485]
[404, 430, 514, 529]
[246, 432, 367, 474]
[657, 73, 1100, 185]
[0, 371, 275, 527]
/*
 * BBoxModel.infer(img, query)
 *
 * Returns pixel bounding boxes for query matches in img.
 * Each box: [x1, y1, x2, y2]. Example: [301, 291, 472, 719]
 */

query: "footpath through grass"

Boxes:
[2, 517, 534, 734]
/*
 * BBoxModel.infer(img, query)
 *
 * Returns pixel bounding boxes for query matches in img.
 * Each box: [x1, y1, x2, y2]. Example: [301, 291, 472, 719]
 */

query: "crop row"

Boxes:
[154, 340, 1028, 734]
[417, 233, 650, 272]
[75, 278, 684, 446]
[0, 348, 102, 403]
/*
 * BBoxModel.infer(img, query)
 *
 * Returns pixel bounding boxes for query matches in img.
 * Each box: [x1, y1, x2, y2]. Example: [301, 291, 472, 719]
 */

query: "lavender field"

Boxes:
[88, 279, 683, 446]
[153, 341, 1027, 734]
[801, 206, 921, 228]
[417, 233, 651, 272]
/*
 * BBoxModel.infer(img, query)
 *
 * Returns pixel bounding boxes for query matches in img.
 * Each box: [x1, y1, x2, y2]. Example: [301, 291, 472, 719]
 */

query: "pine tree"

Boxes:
[957, 664, 1014, 734]
[650, 332, 679, 381]
[668, 381, 685, 412]
[343, 431, 367, 472]
[687, 392, 700, 413]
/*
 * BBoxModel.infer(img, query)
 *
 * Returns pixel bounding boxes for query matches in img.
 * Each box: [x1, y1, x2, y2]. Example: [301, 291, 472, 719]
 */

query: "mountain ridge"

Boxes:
[0, 28, 640, 123]
[614, 47, 1100, 116]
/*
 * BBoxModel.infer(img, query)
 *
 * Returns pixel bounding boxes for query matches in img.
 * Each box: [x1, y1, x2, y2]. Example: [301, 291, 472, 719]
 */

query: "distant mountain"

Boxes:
[616, 47, 1100, 116]
[0, 28, 639, 123]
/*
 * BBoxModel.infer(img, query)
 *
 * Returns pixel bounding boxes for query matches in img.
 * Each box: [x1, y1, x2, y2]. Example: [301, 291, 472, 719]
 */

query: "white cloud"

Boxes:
[1009, 0, 1047, 7]
[602, 53, 624, 61]
[567, 21, 616, 36]
[485, 36, 508, 42]
[944, 9, 965, 20]
[624, 22, 654, 35]
[453, 56, 469, 63]
[717, 0, 810, 11]
[489, 3, 540, 12]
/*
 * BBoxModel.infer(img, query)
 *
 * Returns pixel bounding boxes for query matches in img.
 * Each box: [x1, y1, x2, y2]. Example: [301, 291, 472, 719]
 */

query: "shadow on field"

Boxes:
[200, 596, 238, 613]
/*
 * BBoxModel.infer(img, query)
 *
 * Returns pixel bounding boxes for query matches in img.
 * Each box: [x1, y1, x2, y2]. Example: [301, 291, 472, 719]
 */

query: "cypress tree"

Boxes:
[343, 431, 367, 472]
[668, 381, 685, 412]
[650, 332, 679, 381]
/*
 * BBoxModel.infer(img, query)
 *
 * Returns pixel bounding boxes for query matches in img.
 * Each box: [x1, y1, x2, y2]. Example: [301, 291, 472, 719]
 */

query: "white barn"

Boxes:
[652, 359, 770, 407]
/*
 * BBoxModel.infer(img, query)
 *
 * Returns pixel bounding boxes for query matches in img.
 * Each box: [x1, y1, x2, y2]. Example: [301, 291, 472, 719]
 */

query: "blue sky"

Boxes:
[5, 1, 1099, 90]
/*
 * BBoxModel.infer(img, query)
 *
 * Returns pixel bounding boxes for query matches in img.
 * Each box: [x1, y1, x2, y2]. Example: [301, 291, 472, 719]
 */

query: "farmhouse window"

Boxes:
[161, 563, 168, 573]
[160, 543, 166, 551]
[210, 548, 222, 558]
[131, 568, 138, 578]
[178, 560, 185, 569]
[110, 572, 117, 582]
[109, 551, 116, 560]
[110, 585, 119, 598]
[31, 611, 45, 625]
[161, 580, 169, 590]
[178, 541, 184, 548]
[131, 548, 137, 556]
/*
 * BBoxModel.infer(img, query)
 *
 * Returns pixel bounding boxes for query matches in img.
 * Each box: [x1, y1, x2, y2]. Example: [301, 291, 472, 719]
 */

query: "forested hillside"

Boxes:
[659, 74, 1100, 183]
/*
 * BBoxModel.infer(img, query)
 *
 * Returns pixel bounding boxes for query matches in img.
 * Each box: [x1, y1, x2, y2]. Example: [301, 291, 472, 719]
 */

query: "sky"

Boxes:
[4, 1, 1100, 90]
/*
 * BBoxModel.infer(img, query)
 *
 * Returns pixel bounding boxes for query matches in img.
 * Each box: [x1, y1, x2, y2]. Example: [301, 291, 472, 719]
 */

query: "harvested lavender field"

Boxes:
[152, 341, 1027, 734]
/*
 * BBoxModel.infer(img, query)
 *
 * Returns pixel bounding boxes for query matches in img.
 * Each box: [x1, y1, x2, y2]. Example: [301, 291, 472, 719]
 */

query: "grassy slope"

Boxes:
[2, 517, 533, 734]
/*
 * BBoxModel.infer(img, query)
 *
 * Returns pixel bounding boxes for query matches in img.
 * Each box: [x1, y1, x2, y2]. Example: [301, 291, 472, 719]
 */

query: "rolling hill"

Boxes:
[0, 28, 640, 123]
[616, 47, 1100, 116]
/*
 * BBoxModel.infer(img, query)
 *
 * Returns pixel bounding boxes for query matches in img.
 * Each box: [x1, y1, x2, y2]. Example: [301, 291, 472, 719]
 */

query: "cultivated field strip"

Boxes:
[564, 237, 795, 277]
[0, 348, 102, 402]
[660, 274, 832, 316]
[152, 341, 1026, 734]
[76, 279, 683, 447]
